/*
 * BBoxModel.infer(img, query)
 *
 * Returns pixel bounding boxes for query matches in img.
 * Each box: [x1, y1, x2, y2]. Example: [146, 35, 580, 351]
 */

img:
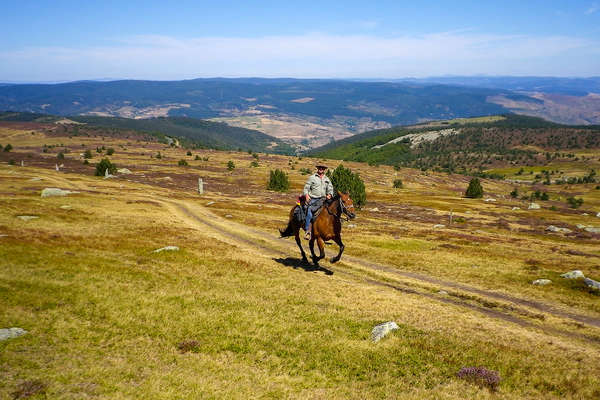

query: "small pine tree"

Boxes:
[327, 164, 366, 208]
[4, 144, 12, 152]
[84, 149, 93, 159]
[250, 160, 259, 167]
[227, 160, 235, 171]
[267, 169, 289, 192]
[393, 179, 403, 188]
[465, 178, 484, 198]
[57, 152, 65, 160]
[106, 148, 115, 156]
[95, 158, 117, 176]
[178, 159, 189, 166]
[187, 151, 192, 156]
[194, 155, 201, 160]
[510, 188, 518, 198]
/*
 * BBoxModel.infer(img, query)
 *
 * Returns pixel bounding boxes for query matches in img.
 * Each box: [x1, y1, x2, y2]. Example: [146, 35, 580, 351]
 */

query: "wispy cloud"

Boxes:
[585, 2, 599, 14]
[0, 32, 598, 81]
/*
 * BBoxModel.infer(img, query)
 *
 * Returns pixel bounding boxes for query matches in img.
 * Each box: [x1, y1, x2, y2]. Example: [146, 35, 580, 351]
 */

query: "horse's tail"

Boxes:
[279, 207, 297, 237]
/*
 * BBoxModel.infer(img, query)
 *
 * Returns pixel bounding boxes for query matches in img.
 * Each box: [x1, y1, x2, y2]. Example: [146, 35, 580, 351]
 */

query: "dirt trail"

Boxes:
[25, 170, 600, 343]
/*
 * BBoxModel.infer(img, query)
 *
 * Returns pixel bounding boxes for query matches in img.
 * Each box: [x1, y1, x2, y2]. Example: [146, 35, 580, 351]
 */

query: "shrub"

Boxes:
[194, 155, 201, 160]
[8, 159, 15, 165]
[96, 147, 103, 153]
[510, 188, 518, 198]
[567, 197, 583, 208]
[187, 151, 192, 156]
[95, 158, 117, 176]
[106, 148, 115, 155]
[540, 192, 549, 201]
[3, 144, 12, 152]
[457, 366, 500, 392]
[327, 164, 366, 208]
[156, 152, 162, 159]
[393, 179, 403, 188]
[57, 152, 65, 160]
[83, 159, 89, 165]
[178, 159, 189, 166]
[299, 167, 311, 175]
[227, 160, 235, 171]
[267, 169, 289, 192]
[84, 149, 93, 159]
[250, 160, 259, 168]
[0, 144, 3, 151]
[465, 178, 484, 198]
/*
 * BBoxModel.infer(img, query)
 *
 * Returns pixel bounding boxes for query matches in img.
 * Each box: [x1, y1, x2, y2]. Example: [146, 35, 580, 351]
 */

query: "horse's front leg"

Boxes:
[316, 237, 326, 261]
[295, 230, 308, 263]
[330, 236, 344, 263]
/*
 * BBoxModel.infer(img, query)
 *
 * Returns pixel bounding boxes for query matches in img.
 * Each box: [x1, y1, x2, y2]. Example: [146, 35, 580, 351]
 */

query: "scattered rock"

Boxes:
[596, 212, 600, 218]
[511, 207, 521, 210]
[584, 227, 600, 233]
[584, 278, 600, 290]
[16, 216, 39, 221]
[561, 270, 585, 279]
[225, 214, 233, 218]
[41, 188, 79, 198]
[28, 177, 42, 181]
[528, 203, 541, 210]
[0, 234, 8, 238]
[206, 201, 215, 206]
[371, 321, 399, 342]
[152, 246, 179, 253]
[347, 224, 356, 228]
[60, 205, 72, 209]
[576, 224, 587, 229]
[532, 279, 552, 286]
[546, 225, 572, 233]
[117, 168, 132, 174]
[370, 207, 380, 212]
[582, 213, 589, 216]
[484, 198, 496, 202]
[433, 224, 446, 229]
[438, 290, 448, 295]
[0, 327, 27, 341]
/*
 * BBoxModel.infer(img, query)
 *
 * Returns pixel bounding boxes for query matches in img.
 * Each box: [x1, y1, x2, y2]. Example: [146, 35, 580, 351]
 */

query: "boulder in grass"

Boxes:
[584, 227, 600, 234]
[152, 246, 179, 253]
[532, 279, 552, 286]
[371, 321, 399, 342]
[561, 270, 585, 279]
[528, 203, 541, 210]
[41, 188, 79, 198]
[16, 216, 39, 221]
[0, 327, 27, 341]
[546, 225, 572, 234]
[117, 168, 132, 174]
[596, 211, 600, 218]
[433, 224, 446, 229]
[584, 278, 600, 290]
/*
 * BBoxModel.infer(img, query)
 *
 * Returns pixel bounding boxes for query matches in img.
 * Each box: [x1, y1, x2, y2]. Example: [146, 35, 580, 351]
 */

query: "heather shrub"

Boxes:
[393, 179, 403, 188]
[95, 158, 117, 176]
[457, 366, 500, 392]
[178, 159, 189, 166]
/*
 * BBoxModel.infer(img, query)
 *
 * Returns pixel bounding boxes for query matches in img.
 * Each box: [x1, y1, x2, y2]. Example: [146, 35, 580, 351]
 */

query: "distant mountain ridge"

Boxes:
[0, 111, 294, 154]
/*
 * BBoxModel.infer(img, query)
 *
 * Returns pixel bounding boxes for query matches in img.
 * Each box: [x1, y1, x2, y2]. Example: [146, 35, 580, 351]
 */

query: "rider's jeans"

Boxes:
[305, 197, 321, 231]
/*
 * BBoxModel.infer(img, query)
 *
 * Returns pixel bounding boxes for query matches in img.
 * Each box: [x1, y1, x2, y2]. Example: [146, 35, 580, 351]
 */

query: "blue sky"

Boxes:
[1, 1, 599, 81]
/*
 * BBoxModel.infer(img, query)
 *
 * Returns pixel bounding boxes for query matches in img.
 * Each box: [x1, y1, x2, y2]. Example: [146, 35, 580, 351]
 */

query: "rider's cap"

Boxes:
[316, 164, 328, 169]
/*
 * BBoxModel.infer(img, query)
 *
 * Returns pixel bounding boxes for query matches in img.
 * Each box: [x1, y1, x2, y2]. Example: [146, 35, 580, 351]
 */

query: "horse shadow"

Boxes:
[272, 257, 334, 275]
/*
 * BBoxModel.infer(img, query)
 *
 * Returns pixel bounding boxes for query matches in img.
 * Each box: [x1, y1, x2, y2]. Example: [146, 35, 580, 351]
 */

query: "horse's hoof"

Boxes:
[330, 257, 339, 264]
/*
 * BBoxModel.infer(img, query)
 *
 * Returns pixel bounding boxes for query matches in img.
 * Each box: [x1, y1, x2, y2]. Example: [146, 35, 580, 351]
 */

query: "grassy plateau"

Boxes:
[1, 120, 600, 399]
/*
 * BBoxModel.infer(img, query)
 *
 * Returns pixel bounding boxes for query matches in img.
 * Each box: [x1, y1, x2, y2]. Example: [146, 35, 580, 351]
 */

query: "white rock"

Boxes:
[582, 213, 589, 216]
[512, 207, 521, 210]
[347, 224, 357, 228]
[584, 278, 600, 290]
[225, 214, 233, 218]
[528, 203, 541, 210]
[438, 290, 448, 295]
[370, 207, 380, 212]
[152, 246, 179, 253]
[433, 224, 446, 229]
[60, 205, 72, 209]
[484, 198, 496, 202]
[16, 216, 39, 221]
[596, 212, 600, 218]
[0, 234, 8, 238]
[576, 224, 587, 229]
[117, 168, 132, 174]
[546, 225, 572, 233]
[584, 227, 600, 233]
[28, 177, 42, 181]
[561, 270, 585, 279]
[41, 188, 79, 198]
[0, 327, 27, 341]
[532, 279, 552, 286]
[206, 201, 215, 206]
[371, 321, 399, 342]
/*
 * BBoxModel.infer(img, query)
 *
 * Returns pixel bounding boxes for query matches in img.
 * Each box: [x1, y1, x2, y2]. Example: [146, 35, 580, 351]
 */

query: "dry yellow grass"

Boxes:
[1, 124, 600, 399]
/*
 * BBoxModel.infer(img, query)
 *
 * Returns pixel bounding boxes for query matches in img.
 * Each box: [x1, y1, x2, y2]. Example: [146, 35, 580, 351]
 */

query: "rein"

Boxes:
[325, 196, 350, 222]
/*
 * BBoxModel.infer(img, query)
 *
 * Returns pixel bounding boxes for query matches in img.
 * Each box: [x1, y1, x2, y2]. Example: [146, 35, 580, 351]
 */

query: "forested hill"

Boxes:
[309, 114, 600, 174]
[0, 112, 294, 154]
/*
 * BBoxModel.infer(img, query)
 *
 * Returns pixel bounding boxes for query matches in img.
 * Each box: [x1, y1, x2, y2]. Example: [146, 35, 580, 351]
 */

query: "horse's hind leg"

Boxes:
[295, 229, 308, 263]
[330, 236, 345, 263]
[316, 237, 326, 261]
[309, 237, 319, 266]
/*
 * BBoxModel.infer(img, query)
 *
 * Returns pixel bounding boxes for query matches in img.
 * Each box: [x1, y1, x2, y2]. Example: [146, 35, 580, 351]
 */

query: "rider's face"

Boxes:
[317, 167, 326, 175]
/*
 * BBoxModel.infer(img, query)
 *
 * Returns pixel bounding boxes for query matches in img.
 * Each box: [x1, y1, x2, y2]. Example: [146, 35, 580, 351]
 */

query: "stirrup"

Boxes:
[304, 231, 311, 240]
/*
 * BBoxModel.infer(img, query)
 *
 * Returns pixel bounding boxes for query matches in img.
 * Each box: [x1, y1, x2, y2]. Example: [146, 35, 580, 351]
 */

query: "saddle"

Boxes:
[293, 195, 324, 224]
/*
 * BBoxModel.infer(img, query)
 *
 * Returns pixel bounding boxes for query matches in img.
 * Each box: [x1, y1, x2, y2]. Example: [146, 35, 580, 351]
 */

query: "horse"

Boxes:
[279, 191, 356, 266]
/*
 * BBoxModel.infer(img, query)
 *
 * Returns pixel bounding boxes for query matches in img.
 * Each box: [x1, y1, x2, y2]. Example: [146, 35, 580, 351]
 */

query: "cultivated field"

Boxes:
[1, 123, 600, 399]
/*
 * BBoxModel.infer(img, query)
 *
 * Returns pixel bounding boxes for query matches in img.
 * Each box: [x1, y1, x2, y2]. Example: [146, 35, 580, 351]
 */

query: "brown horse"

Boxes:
[279, 192, 356, 266]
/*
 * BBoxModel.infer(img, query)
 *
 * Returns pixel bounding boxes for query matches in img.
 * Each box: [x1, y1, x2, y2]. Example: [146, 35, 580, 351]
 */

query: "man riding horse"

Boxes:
[303, 164, 333, 240]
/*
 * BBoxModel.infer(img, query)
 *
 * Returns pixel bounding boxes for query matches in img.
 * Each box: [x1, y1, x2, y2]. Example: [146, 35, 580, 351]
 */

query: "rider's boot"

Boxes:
[304, 224, 312, 240]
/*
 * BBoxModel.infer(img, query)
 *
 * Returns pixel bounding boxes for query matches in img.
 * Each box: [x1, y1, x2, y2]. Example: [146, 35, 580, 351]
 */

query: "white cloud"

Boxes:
[585, 3, 599, 14]
[0, 32, 598, 81]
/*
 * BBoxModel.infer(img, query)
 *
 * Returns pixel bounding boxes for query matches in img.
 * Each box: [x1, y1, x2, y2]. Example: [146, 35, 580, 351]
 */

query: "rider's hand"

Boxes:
[305, 194, 310, 202]
[326, 194, 332, 200]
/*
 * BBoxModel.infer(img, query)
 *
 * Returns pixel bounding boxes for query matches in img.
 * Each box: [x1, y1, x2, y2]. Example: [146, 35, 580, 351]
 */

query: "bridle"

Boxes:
[326, 196, 354, 222]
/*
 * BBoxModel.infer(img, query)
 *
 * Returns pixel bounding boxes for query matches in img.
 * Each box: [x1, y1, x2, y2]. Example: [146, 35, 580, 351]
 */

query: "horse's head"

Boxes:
[338, 191, 356, 220]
